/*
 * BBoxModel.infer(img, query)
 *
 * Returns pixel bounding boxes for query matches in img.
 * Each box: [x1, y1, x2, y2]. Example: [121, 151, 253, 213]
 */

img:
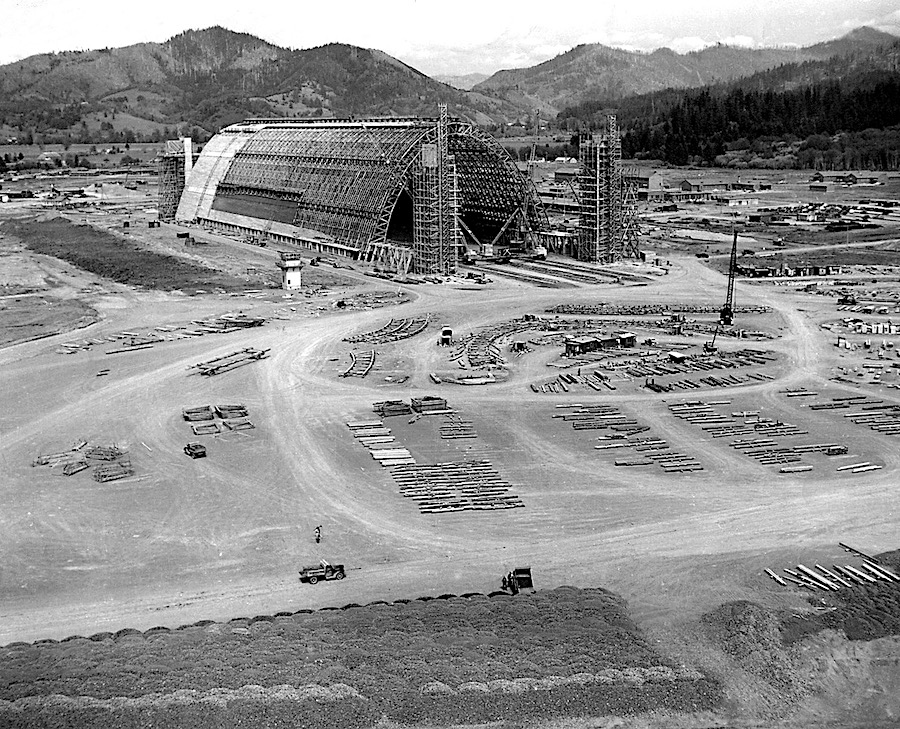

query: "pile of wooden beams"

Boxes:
[33, 440, 134, 482]
[191, 348, 270, 376]
[551, 404, 701, 472]
[546, 303, 771, 316]
[183, 406, 214, 421]
[411, 395, 448, 413]
[184, 404, 253, 435]
[373, 400, 413, 417]
[347, 420, 413, 466]
[667, 400, 865, 474]
[440, 414, 477, 439]
[215, 404, 249, 419]
[390, 460, 524, 513]
[767, 558, 900, 591]
[93, 459, 134, 482]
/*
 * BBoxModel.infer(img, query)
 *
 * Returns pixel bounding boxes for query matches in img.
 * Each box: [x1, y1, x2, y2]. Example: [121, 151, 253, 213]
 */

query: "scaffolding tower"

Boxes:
[576, 116, 640, 263]
[157, 139, 193, 222]
[411, 104, 460, 275]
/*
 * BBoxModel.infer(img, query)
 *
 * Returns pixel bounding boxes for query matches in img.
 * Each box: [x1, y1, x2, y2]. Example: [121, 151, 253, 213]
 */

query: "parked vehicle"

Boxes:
[184, 442, 207, 459]
[299, 560, 345, 584]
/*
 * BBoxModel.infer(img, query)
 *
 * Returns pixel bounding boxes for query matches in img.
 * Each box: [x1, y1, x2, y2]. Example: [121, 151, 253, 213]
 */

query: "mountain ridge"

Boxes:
[0, 25, 896, 144]
[473, 26, 899, 115]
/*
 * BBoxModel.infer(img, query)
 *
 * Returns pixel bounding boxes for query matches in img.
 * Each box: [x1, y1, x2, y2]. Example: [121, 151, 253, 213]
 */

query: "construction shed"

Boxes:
[565, 331, 636, 356]
[169, 112, 546, 275]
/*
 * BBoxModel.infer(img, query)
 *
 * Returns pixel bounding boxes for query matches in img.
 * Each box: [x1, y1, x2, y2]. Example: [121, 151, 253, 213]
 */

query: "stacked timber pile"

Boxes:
[550, 404, 700, 472]
[766, 546, 900, 592]
[373, 400, 413, 417]
[552, 404, 645, 434]
[57, 313, 266, 356]
[546, 303, 771, 316]
[667, 400, 861, 474]
[32, 440, 88, 467]
[215, 404, 248, 419]
[93, 459, 134, 482]
[450, 317, 554, 370]
[191, 348, 270, 376]
[390, 460, 524, 513]
[182, 406, 214, 421]
[440, 413, 477, 439]
[183, 404, 253, 435]
[842, 405, 900, 436]
[33, 440, 134, 482]
[346, 420, 414, 466]
[344, 316, 430, 344]
[411, 395, 448, 413]
[799, 393, 900, 438]
[84, 444, 126, 461]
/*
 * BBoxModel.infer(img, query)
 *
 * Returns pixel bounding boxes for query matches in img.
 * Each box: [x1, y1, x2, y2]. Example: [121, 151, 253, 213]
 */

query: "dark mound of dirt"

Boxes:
[701, 600, 800, 692]
[0, 587, 722, 727]
[9, 218, 249, 292]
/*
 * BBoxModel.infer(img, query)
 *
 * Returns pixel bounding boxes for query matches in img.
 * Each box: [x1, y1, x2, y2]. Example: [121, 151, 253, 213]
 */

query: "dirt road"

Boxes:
[1, 250, 898, 644]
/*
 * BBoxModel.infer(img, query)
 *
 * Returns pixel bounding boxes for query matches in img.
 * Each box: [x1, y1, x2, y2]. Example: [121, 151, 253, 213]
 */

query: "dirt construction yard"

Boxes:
[2, 200, 900, 726]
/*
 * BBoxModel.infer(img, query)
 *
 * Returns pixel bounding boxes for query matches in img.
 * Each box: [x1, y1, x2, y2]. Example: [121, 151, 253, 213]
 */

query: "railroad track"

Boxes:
[513, 259, 621, 285]
[508, 260, 611, 285]
[345, 316, 430, 344]
[472, 263, 575, 288]
[341, 349, 376, 378]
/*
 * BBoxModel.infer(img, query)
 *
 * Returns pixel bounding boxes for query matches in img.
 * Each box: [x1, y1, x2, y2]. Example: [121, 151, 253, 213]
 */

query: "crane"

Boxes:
[720, 228, 738, 326]
[704, 228, 739, 353]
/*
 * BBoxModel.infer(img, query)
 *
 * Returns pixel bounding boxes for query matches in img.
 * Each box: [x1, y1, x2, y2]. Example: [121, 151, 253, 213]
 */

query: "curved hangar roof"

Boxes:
[176, 117, 544, 252]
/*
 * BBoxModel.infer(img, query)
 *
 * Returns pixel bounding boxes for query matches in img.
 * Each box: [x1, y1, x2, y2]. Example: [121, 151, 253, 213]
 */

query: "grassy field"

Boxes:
[0, 587, 722, 726]
[0, 295, 97, 347]
[7, 218, 251, 293]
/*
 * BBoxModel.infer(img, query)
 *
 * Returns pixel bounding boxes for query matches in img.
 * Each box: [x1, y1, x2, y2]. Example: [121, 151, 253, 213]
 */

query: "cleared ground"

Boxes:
[1, 199, 900, 725]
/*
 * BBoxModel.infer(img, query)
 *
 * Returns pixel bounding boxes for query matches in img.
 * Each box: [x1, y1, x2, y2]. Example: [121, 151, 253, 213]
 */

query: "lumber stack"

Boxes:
[347, 420, 412, 465]
[373, 400, 413, 417]
[440, 414, 477, 439]
[390, 460, 524, 513]
[766, 554, 900, 591]
[411, 395, 448, 413]
[192, 348, 270, 376]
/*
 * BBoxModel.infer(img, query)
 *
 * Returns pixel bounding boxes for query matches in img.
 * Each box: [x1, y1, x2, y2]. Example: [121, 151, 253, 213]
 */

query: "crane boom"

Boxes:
[721, 229, 738, 325]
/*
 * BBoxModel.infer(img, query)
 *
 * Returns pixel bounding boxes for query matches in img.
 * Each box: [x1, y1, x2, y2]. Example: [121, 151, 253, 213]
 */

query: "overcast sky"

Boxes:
[3, 0, 899, 76]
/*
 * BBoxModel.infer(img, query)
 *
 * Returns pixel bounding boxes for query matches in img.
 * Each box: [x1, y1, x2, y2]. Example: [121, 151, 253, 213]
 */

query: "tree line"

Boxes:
[556, 49, 900, 169]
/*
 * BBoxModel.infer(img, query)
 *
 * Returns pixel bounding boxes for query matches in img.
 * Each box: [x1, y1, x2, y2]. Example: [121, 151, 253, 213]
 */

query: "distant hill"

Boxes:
[474, 27, 900, 115]
[0, 27, 522, 143]
[435, 73, 491, 90]
[603, 39, 900, 169]
[1, 25, 897, 149]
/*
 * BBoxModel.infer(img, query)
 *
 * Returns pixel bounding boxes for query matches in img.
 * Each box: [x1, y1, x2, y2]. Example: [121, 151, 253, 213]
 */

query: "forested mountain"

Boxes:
[474, 27, 898, 115]
[0, 27, 519, 144]
[559, 38, 900, 170]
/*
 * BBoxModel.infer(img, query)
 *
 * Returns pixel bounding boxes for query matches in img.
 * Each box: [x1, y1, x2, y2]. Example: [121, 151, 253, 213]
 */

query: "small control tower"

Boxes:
[278, 252, 304, 290]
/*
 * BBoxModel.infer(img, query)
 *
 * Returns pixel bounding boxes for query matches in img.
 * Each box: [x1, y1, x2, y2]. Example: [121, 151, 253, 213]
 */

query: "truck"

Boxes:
[184, 442, 207, 459]
[298, 560, 345, 584]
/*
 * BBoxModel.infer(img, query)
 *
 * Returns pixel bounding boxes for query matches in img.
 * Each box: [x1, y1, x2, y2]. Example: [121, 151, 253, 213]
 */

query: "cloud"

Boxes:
[669, 36, 712, 53]
[721, 35, 757, 47]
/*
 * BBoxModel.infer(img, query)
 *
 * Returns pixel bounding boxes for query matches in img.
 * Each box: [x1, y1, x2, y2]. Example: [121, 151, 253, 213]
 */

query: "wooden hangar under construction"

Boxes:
[160, 108, 640, 274]
[162, 106, 548, 275]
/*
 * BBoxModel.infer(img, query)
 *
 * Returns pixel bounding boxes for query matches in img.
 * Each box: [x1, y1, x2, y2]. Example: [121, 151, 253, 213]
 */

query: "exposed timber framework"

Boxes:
[576, 116, 640, 263]
[157, 138, 194, 222]
[174, 111, 546, 275]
